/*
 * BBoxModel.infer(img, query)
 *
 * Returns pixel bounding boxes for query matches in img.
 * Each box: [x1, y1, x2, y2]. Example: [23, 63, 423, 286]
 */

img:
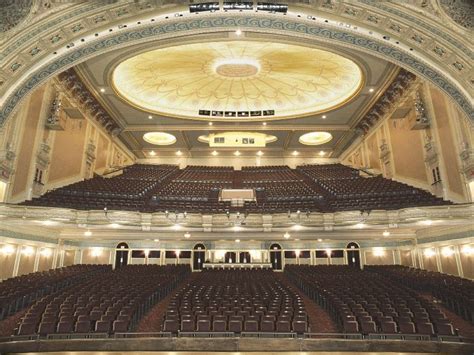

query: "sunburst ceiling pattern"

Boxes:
[112, 41, 363, 121]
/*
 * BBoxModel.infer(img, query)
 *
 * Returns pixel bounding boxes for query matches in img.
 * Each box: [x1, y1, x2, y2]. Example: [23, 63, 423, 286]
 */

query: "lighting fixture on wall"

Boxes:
[284, 232, 290, 239]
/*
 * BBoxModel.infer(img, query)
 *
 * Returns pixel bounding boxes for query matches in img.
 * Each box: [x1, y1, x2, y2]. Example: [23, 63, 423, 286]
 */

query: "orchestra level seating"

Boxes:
[24, 164, 451, 213]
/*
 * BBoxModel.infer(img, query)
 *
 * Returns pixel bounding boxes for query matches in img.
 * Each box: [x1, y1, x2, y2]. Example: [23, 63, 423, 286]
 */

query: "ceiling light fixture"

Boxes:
[369, 88, 374, 93]
[184, 232, 191, 239]
[110, 223, 120, 229]
[383, 230, 390, 237]
[262, 122, 267, 126]
[257, 151, 263, 156]
[284, 232, 290, 239]
[322, 115, 327, 119]
[234, 151, 241, 156]
[292, 151, 299, 156]
[149, 151, 156, 156]
[100, 88, 106, 93]
[235, 29, 242, 36]
[208, 122, 213, 126]
[84, 230, 92, 237]
[317, 238, 323, 242]
[154, 239, 159, 242]
[148, 115, 153, 119]
[211, 151, 218, 156]
[176, 150, 183, 156]
[319, 151, 326, 156]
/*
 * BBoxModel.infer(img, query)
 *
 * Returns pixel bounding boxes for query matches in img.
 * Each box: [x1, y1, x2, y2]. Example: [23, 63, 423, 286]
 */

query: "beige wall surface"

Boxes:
[440, 254, 459, 276]
[37, 252, 54, 272]
[0, 247, 17, 280]
[364, 250, 393, 265]
[48, 119, 88, 183]
[422, 254, 438, 272]
[400, 250, 413, 267]
[63, 250, 76, 266]
[17, 251, 36, 276]
[366, 134, 380, 170]
[95, 134, 110, 170]
[430, 87, 464, 197]
[82, 249, 110, 264]
[388, 118, 428, 184]
[460, 244, 473, 279]
[11, 87, 46, 198]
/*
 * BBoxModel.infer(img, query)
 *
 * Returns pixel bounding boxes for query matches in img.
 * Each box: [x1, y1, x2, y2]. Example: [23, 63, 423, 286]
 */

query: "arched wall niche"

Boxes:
[0, 9, 472, 129]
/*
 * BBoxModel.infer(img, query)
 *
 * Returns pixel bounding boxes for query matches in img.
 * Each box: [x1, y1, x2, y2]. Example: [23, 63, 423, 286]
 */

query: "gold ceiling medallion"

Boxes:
[112, 41, 364, 121]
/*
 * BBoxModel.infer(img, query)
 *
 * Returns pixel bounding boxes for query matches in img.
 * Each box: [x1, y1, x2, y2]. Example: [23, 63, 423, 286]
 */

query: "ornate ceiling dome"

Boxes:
[111, 40, 363, 121]
[0, 0, 33, 32]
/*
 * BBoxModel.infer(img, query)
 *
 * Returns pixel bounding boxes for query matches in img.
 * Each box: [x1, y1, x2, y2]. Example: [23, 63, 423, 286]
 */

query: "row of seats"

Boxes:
[25, 164, 451, 213]
[364, 265, 474, 324]
[162, 269, 308, 334]
[15, 265, 190, 337]
[0, 265, 110, 320]
[285, 265, 459, 339]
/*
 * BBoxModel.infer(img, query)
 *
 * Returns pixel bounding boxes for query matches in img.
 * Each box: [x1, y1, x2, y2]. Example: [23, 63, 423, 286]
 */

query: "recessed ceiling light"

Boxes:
[143, 132, 176, 146]
[319, 151, 326, 156]
[317, 238, 323, 242]
[235, 29, 242, 36]
[184, 232, 191, 239]
[176, 150, 182, 156]
[173, 224, 181, 230]
[284, 232, 290, 239]
[383, 230, 390, 237]
[355, 223, 365, 228]
[235, 239, 240, 243]
[154, 239, 159, 242]
[369, 88, 375, 93]
[322, 115, 327, 119]
[84, 230, 92, 237]
[148, 115, 153, 119]
[292, 151, 299, 156]
[149, 151, 156, 156]
[234, 151, 241, 156]
[257, 151, 263, 156]
[100, 88, 106, 93]
[110, 223, 120, 229]
[211, 150, 218, 156]
[208, 122, 213, 126]
[262, 122, 267, 126]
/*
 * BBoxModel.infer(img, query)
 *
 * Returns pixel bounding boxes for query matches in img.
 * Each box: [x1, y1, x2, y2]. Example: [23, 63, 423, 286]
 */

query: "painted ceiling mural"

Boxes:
[112, 41, 363, 121]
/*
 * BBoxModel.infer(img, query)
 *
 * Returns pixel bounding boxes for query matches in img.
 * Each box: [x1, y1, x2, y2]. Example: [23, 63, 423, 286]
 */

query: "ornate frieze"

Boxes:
[356, 69, 418, 135]
[459, 143, 474, 181]
[45, 93, 65, 130]
[439, 0, 474, 29]
[57, 69, 122, 136]
[0, 0, 33, 33]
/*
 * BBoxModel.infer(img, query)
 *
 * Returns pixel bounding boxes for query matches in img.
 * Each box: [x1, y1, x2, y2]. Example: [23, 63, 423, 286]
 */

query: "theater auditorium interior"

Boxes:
[0, 0, 473, 354]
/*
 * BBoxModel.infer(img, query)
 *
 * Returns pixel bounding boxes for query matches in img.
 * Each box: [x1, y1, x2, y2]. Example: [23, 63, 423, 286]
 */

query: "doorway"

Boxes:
[239, 251, 251, 263]
[270, 243, 282, 270]
[225, 251, 236, 263]
[347, 242, 361, 269]
[115, 242, 129, 269]
[193, 243, 206, 270]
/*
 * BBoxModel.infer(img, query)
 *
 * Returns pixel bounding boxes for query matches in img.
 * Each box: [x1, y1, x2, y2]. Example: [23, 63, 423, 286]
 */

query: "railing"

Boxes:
[0, 332, 471, 343]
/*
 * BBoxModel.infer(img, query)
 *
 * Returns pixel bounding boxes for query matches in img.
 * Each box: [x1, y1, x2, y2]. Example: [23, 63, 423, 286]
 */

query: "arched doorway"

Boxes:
[225, 252, 236, 263]
[239, 251, 251, 263]
[346, 242, 361, 269]
[270, 243, 282, 270]
[193, 243, 206, 270]
[115, 242, 129, 269]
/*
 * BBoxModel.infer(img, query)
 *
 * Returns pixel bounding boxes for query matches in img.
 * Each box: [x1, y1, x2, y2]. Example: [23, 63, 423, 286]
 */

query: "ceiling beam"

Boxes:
[123, 124, 351, 132]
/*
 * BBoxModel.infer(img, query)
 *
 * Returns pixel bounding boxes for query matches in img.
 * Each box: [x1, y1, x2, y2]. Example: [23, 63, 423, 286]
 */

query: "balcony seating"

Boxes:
[24, 164, 451, 214]
[285, 265, 459, 338]
[161, 269, 308, 334]
[13, 265, 190, 336]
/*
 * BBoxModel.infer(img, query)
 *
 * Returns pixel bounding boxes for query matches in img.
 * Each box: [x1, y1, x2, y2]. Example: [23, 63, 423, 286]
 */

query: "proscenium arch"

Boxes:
[0, 11, 472, 127]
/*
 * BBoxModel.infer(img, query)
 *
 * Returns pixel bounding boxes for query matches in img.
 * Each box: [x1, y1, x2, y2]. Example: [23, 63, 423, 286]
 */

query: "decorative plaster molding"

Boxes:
[0, 9, 472, 130]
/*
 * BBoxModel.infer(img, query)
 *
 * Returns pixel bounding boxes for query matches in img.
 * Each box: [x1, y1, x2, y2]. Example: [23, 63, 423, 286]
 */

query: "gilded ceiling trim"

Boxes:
[0, 13, 472, 129]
